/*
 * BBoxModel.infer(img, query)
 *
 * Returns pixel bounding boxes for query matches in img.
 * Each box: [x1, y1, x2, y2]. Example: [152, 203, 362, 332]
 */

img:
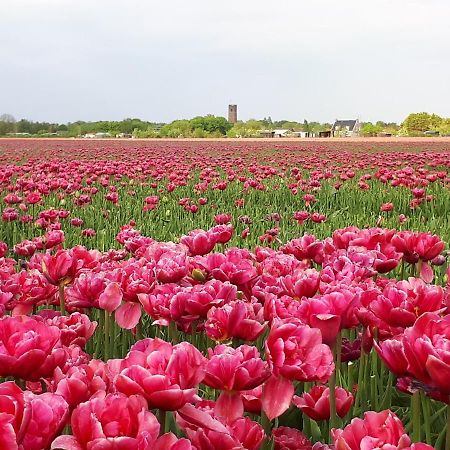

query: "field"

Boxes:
[0, 138, 450, 449]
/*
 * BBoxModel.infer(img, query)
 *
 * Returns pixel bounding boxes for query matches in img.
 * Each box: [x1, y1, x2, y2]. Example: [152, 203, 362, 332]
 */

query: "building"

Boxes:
[228, 105, 238, 124]
[273, 129, 293, 137]
[331, 119, 361, 137]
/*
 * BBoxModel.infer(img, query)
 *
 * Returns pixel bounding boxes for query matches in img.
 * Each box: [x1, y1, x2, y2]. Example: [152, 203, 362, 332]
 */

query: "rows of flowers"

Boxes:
[1, 140, 450, 253]
[0, 219, 449, 449]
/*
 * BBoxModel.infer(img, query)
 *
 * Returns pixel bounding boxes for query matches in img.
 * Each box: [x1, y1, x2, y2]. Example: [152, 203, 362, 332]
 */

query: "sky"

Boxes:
[1, 0, 449, 124]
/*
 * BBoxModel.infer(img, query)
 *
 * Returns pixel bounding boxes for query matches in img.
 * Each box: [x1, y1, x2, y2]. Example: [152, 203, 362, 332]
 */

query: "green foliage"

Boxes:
[402, 112, 444, 135]
[360, 123, 383, 137]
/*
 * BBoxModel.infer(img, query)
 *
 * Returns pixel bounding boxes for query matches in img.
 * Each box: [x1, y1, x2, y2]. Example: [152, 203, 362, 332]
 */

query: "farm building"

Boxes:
[332, 119, 361, 137]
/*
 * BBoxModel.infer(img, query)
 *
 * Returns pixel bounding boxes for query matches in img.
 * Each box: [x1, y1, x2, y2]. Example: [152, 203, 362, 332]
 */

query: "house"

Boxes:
[332, 119, 360, 137]
[273, 129, 293, 138]
[292, 131, 315, 138]
[319, 130, 332, 138]
[259, 130, 275, 138]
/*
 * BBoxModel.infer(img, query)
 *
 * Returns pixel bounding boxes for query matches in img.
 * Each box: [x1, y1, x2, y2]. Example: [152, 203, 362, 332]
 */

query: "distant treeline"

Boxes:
[0, 112, 449, 138]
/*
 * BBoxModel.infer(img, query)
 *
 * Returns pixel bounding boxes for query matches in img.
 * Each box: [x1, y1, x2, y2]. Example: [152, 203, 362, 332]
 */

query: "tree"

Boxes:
[0, 114, 17, 135]
[360, 122, 382, 137]
[402, 112, 443, 135]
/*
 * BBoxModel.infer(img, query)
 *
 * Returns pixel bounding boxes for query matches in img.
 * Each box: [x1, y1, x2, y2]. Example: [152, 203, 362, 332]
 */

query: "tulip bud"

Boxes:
[192, 268, 207, 282]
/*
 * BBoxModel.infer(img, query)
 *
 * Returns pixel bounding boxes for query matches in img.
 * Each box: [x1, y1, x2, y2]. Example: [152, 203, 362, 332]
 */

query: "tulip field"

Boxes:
[1, 137, 450, 450]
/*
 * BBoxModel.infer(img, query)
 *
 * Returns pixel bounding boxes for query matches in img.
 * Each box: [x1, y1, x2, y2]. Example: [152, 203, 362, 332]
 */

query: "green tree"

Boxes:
[360, 122, 382, 136]
[402, 112, 442, 135]
[0, 114, 17, 135]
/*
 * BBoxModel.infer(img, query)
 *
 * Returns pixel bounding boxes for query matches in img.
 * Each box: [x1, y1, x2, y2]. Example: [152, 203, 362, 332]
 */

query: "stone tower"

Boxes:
[228, 105, 237, 124]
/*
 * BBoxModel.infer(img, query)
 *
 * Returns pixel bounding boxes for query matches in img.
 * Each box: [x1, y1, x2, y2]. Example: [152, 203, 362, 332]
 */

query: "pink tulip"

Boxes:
[41, 249, 82, 286]
[50, 363, 107, 409]
[392, 231, 444, 264]
[280, 268, 320, 298]
[272, 426, 313, 450]
[0, 316, 67, 381]
[181, 229, 216, 255]
[39, 312, 97, 348]
[177, 403, 264, 450]
[400, 312, 450, 396]
[203, 344, 270, 421]
[115, 338, 206, 410]
[205, 300, 266, 342]
[332, 409, 433, 450]
[265, 318, 334, 382]
[293, 385, 354, 421]
[359, 278, 443, 331]
[51, 392, 190, 450]
[0, 381, 68, 450]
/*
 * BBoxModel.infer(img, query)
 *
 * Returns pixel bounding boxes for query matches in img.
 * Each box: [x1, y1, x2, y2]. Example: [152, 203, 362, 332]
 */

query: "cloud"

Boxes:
[0, 0, 449, 122]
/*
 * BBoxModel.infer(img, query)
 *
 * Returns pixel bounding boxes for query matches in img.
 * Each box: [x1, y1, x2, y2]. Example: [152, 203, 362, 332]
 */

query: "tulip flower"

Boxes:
[262, 318, 334, 420]
[293, 385, 354, 421]
[0, 316, 67, 381]
[0, 381, 68, 450]
[41, 249, 81, 286]
[177, 403, 265, 450]
[272, 426, 313, 450]
[205, 300, 266, 343]
[181, 229, 216, 255]
[203, 344, 270, 421]
[115, 338, 206, 410]
[331, 409, 434, 450]
[51, 392, 192, 450]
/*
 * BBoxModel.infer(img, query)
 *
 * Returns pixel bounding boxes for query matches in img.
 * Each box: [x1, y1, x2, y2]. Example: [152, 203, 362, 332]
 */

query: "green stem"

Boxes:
[168, 321, 178, 344]
[420, 391, 431, 444]
[261, 411, 274, 450]
[58, 283, 66, 315]
[446, 402, 450, 450]
[354, 350, 366, 411]
[158, 409, 167, 435]
[329, 333, 341, 442]
[104, 309, 110, 361]
[412, 390, 421, 443]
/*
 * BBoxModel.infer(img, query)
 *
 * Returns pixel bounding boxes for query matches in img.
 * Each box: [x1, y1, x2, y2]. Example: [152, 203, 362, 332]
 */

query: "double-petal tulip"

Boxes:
[51, 392, 192, 450]
[331, 409, 433, 450]
[0, 316, 67, 381]
[115, 338, 206, 410]
[262, 318, 334, 420]
[0, 381, 68, 450]
[203, 344, 270, 421]
[293, 385, 354, 421]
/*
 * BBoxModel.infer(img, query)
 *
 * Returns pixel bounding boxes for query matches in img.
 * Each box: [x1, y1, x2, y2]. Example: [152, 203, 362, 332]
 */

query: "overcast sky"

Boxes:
[1, 0, 449, 124]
